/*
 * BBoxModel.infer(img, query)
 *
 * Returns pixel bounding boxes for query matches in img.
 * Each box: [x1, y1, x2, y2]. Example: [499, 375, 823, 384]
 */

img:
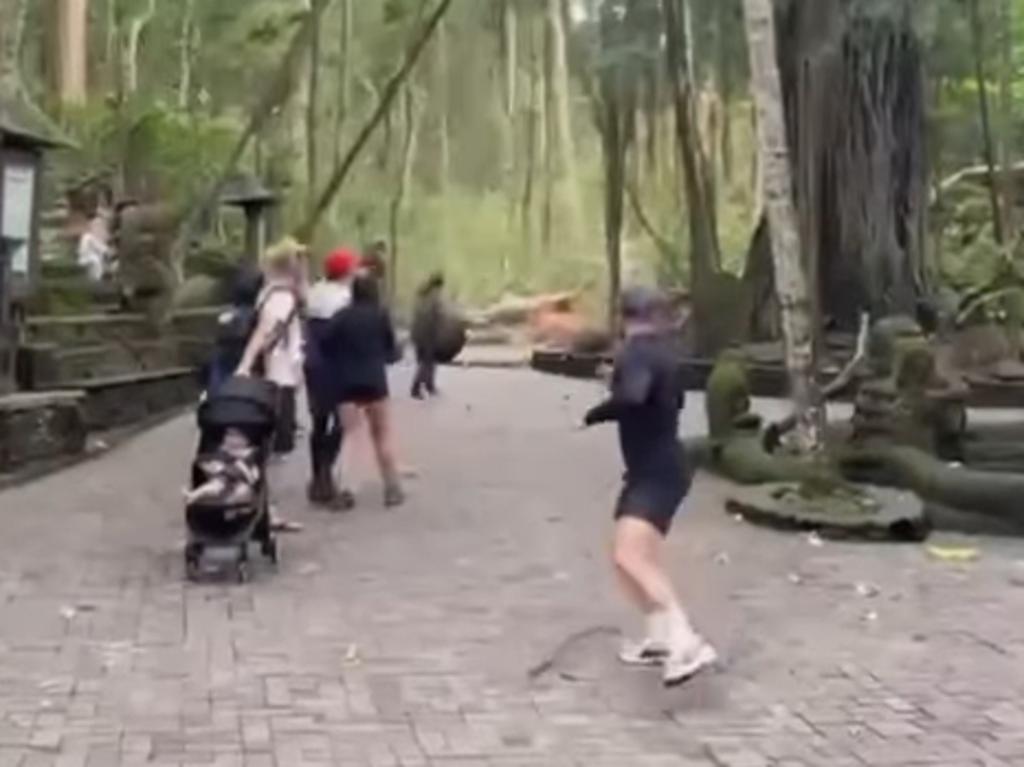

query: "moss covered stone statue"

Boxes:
[696, 316, 1024, 537]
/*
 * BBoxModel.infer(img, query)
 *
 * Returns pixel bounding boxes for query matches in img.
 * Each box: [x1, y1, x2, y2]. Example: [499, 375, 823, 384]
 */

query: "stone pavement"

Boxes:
[0, 367, 1023, 766]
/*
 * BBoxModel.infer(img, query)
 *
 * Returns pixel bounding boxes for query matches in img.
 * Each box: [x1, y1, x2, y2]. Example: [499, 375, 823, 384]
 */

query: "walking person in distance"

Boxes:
[411, 272, 446, 399]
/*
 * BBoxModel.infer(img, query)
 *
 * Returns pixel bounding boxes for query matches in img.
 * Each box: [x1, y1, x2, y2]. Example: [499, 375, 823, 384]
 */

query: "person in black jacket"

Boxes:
[583, 286, 717, 687]
[304, 248, 357, 507]
[323, 275, 405, 508]
[410, 272, 445, 399]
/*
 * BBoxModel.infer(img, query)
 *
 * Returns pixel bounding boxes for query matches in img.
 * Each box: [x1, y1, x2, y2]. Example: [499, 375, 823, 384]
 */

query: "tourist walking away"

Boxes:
[205, 268, 264, 396]
[304, 248, 358, 507]
[325, 275, 405, 508]
[583, 286, 717, 687]
[411, 272, 445, 399]
[236, 238, 307, 532]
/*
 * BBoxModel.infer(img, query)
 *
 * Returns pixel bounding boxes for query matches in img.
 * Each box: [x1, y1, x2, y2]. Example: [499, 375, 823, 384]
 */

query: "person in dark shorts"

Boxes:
[410, 272, 445, 399]
[324, 275, 405, 508]
[583, 286, 717, 686]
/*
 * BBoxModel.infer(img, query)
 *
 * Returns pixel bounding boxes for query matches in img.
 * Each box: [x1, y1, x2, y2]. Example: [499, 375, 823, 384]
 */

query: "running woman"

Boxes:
[583, 286, 717, 687]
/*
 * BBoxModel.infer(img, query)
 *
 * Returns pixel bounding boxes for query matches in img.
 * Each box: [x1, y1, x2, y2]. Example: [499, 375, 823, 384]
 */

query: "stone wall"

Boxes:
[0, 392, 87, 473]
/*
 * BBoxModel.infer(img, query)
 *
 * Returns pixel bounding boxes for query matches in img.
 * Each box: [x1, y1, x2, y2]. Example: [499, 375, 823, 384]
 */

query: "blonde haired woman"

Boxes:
[236, 238, 308, 532]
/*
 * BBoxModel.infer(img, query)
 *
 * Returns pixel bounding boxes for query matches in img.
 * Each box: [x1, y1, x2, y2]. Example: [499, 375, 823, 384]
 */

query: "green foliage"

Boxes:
[58, 101, 237, 208]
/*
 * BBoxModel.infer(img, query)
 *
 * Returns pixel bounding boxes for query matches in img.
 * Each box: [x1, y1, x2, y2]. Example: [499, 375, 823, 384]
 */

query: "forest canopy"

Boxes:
[9, 0, 1024, 319]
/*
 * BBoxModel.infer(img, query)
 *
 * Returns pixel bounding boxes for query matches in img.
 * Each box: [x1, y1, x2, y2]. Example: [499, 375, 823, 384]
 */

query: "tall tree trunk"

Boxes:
[50, 0, 89, 105]
[544, 0, 583, 239]
[743, 0, 822, 451]
[521, 18, 544, 245]
[178, 0, 196, 110]
[601, 100, 627, 332]
[498, 0, 518, 235]
[663, 0, 720, 283]
[759, 0, 929, 332]
[306, 4, 322, 212]
[333, 0, 353, 167]
[996, 0, 1016, 240]
[966, 0, 1006, 246]
[123, 0, 156, 96]
[297, 0, 455, 240]
[435, 17, 451, 195]
[389, 85, 421, 305]
[106, 0, 118, 92]
[175, 0, 332, 260]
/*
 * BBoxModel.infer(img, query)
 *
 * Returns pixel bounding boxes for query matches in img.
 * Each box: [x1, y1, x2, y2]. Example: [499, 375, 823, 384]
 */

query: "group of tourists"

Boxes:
[205, 237, 448, 530]
[203, 237, 716, 687]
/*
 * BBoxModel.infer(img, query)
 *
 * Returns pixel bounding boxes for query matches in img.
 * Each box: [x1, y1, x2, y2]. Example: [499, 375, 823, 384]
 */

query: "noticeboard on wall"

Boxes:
[2, 160, 35, 278]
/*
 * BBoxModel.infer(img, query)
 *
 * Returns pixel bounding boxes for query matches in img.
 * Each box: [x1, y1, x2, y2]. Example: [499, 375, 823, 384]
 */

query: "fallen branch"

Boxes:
[295, 0, 455, 241]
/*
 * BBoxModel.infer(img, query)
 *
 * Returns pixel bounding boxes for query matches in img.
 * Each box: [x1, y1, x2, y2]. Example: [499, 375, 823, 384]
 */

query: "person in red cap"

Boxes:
[304, 248, 360, 507]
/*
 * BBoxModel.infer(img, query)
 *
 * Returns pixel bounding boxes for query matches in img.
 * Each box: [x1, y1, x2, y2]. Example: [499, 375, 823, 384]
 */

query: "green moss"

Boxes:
[706, 352, 752, 440]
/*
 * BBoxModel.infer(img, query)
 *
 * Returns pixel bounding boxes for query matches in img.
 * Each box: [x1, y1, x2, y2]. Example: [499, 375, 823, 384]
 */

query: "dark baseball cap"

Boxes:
[620, 285, 668, 321]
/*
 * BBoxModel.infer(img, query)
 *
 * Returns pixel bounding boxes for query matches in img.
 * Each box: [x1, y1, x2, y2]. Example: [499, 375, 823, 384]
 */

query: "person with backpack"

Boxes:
[304, 247, 358, 507]
[410, 272, 445, 399]
[236, 238, 307, 532]
[206, 268, 264, 397]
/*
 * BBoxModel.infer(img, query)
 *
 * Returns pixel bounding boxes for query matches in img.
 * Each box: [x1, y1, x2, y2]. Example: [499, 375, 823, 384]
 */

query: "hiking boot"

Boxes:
[663, 638, 719, 687]
[307, 477, 329, 506]
[384, 483, 406, 508]
[618, 638, 670, 667]
[334, 489, 356, 512]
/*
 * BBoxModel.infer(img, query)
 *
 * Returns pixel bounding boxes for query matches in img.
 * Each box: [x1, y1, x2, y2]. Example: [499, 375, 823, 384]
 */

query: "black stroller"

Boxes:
[185, 376, 280, 582]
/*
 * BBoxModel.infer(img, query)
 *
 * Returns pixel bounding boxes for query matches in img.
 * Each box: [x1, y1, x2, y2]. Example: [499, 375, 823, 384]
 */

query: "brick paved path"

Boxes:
[1, 367, 1024, 766]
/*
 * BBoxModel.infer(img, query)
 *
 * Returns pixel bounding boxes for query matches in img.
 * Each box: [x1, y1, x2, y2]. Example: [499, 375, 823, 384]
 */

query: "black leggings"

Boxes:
[309, 410, 343, 478]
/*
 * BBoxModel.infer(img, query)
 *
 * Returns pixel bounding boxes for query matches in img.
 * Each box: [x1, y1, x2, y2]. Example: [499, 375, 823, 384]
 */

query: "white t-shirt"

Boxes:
[258, 285, 304, 388]
[306, 279, 352, 320]
[77, 231, 108, 281]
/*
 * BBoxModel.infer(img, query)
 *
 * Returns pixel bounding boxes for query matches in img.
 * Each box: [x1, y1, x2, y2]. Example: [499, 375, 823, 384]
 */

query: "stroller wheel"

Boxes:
[184, 543, 203, 582]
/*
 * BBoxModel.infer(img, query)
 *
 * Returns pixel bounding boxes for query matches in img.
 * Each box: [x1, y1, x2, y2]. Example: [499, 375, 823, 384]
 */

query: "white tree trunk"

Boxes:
[178, 0, 196, 110]
[743, 0, 822, 451]
[545, 0, 582, 239]
[54, 0, 89, 104]
[124, 0, 157, 95]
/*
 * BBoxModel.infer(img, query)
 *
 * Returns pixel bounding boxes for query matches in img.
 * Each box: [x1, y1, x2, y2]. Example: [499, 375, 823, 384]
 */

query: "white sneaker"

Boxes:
[618, 638, 670, 667]
[662, 639, 719, 687]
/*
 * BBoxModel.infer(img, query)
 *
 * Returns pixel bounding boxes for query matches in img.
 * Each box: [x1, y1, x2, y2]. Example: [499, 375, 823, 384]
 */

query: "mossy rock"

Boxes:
[706, 351, 752, 440]
[711, 435, 837, 486]
[726, 482, 931, 541]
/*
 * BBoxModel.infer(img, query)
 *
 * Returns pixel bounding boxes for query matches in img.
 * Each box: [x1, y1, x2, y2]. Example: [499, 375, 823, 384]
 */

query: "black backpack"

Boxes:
[207, 286, 296, 389]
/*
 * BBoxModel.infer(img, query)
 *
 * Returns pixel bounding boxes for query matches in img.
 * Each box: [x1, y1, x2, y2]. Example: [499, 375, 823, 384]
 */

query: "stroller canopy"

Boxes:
[199, 376, 278, 435]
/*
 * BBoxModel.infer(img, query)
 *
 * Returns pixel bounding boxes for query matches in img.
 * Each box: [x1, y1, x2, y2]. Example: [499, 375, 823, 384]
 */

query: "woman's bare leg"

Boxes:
[364, 400, 398, 478]
[365, 400, 404, 505]
[335, 404, 364, 503]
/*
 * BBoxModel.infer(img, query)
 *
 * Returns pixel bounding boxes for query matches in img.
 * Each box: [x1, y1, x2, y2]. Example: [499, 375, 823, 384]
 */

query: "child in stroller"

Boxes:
[185, 377, 280, 581]
[185, 428, 261, 508]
